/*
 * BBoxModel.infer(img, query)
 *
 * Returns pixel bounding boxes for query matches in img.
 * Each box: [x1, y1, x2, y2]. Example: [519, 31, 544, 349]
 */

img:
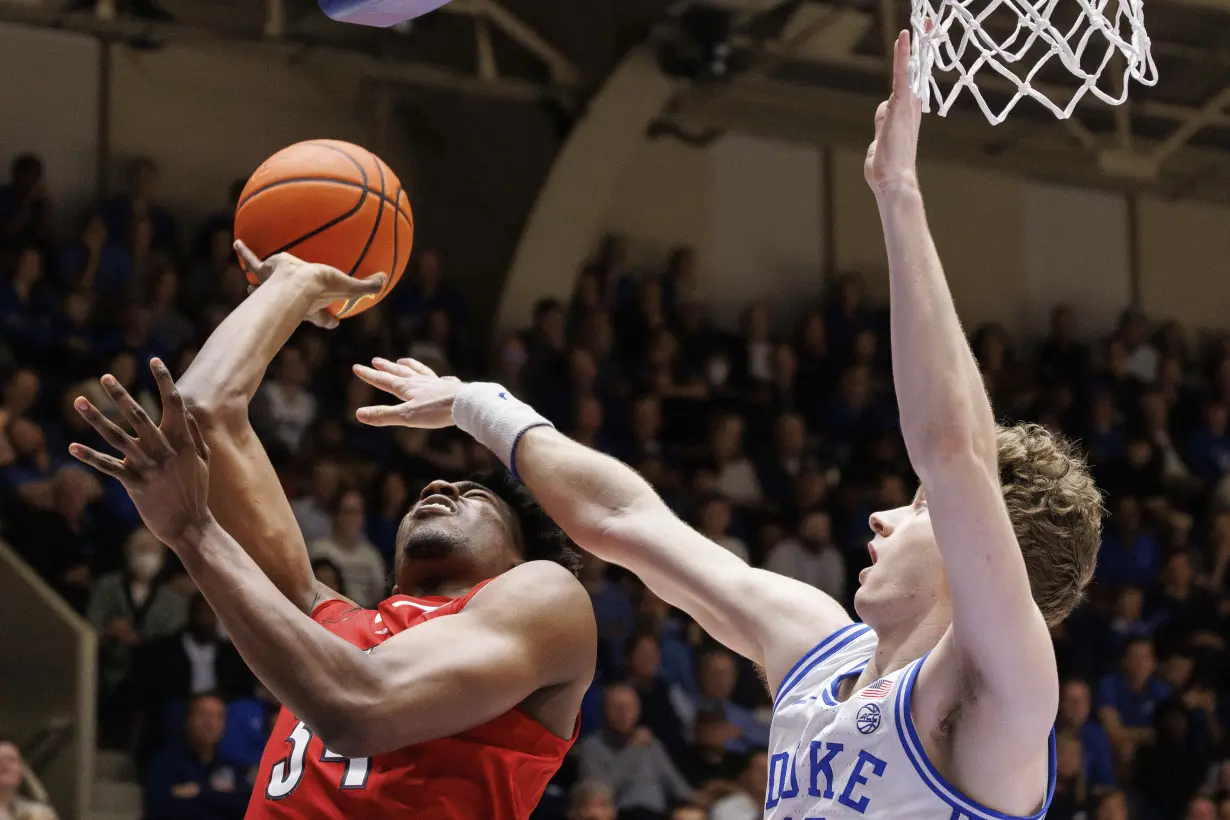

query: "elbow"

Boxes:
[309, 701, 384, 759]
[179, 382, 247, 429]
[906, 416, 996, 475]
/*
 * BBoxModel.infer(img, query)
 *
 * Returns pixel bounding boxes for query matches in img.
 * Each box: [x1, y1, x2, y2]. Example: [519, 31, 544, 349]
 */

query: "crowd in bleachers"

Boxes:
[2, 150, 1230, 820]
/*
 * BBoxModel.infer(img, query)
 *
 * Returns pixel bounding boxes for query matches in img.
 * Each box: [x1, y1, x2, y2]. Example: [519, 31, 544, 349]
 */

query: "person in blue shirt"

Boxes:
[681, 649, 769, 754]
[144, 691, 250, 820]
[1096, 637, 1172, 775]
[1056, 678, 1117, 792]
[1188, 401, 1230, 485]
[0, 154, 52, 248]
[1095, 495, 1162, 588]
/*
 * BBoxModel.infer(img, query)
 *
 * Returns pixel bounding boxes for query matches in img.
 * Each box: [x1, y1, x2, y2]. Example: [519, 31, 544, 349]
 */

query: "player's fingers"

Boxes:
[150, 359, 191, 445]
[874, 101, 889, 134]
[233, 240, 266, 278]
[73, 397, 149, 466]
[353, 364, 408, 397]
[351, 272, 387, 294]
[893, 30, 910, 93]
[68, 443, 132, 482]
[100, 374, 169, 455]
[355, 404, 410, 427]
[395, 358, 438, 379]
[370, 357, 418, 379]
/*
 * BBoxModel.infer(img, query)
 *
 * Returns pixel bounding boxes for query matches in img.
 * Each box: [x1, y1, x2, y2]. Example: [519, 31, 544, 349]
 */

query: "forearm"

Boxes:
[877, 185, 995, 472]
[515, 427, 661, 543]
[178, 271, 318, 413]
[174, 517, 364, 743]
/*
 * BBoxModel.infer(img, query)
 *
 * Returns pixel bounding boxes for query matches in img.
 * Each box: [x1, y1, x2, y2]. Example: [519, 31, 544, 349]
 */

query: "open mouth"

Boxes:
[413, 494, 457, 517]
[868, 543, 879, 564]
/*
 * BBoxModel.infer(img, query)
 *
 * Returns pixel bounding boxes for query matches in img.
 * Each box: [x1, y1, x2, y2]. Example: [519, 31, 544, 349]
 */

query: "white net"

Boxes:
[909, 0, 1158, 125]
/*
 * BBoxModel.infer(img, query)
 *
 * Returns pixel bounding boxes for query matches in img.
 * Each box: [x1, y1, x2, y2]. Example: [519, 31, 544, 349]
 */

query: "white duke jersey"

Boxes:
[765, 623, 1056, 820]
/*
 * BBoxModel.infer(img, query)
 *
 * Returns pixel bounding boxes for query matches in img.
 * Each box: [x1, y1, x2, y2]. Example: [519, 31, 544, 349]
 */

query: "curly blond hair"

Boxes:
[997, 423, 1103, 626]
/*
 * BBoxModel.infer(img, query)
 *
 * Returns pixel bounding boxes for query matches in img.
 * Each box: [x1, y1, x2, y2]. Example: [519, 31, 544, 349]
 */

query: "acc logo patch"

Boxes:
[856, 703, 882, 735]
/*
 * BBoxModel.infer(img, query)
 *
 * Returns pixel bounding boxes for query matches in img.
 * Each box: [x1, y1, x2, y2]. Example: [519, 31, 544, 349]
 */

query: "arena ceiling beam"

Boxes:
[0, 2, 568, 102]
[439, 0, 582, 85]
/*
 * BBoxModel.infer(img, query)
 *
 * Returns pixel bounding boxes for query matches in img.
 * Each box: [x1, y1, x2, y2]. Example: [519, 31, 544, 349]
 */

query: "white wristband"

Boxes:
[451, 383, 553, 479]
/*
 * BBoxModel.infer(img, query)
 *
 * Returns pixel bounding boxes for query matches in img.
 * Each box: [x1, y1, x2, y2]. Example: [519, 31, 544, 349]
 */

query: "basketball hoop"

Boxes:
[909, 0, 1158, 125]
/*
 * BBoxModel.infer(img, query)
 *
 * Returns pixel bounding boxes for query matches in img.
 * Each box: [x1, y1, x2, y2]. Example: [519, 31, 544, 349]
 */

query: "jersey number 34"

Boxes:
[266, 720, 371, 799]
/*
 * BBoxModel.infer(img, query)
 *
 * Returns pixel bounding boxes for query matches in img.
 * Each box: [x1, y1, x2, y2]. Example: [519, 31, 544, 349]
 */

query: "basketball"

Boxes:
[234, 139, 414, 319]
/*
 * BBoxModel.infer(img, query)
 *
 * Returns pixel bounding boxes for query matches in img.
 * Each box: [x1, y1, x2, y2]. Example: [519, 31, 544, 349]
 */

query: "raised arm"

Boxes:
[176, 244, 383, 613]
[868, 32, 1056, 739]
[352, 360, 852, 692]
[69, 360, 592, 757]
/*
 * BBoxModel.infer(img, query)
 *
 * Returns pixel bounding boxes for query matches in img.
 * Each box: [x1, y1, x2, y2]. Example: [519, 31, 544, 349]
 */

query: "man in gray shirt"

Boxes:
[577, 683, 695, 817]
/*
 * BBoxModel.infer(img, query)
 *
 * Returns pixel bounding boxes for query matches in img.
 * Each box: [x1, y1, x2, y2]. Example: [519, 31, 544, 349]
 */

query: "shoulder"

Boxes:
[475, 561, 591, 612]
[469, 562, 596, 665]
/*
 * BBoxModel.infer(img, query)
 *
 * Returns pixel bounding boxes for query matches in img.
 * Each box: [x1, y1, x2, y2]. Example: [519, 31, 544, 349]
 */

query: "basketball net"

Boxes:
[909, 0, 1158, 125]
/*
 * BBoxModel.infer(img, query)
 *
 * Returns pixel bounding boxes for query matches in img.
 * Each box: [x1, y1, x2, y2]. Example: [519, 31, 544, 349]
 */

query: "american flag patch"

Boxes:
[860, 678, 893, 699]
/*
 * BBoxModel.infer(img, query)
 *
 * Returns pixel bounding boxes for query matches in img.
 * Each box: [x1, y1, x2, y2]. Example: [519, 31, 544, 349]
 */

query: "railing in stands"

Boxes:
[0, 540, 96, 820]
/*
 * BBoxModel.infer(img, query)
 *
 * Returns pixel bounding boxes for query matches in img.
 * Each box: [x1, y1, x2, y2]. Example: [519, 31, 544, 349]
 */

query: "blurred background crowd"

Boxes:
[2, 149, 1230, 820]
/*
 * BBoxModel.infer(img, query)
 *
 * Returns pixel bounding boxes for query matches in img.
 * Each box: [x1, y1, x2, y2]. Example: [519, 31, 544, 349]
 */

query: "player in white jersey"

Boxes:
[352, 29, 1103, 820]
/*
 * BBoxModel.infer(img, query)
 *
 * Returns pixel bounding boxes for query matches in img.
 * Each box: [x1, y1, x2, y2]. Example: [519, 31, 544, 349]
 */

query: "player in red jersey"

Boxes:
[67, 247, 596, 819]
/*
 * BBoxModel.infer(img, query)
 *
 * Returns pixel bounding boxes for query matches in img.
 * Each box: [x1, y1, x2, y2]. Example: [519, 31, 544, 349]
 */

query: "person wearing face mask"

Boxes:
[88, 527, 188, 747]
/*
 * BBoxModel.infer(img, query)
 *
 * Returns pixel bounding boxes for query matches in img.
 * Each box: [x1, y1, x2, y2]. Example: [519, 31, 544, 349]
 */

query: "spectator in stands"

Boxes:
[308, 489, 386, 608]
[1056, 678, 1117, 792]
[256, 345, 317, 454]
[0, 154, 52, 249]
[291, 460, 342, 544]
[678, 708, 742, 789]
[58, 211, 133, 298]
[705, 414, 763, 508]
[764, 509, 845, 602]
[695, 494, 749, 562]
[1098, 637, 1172, 772]
[89, 527, 187, 745]
[0, 737, 57, 820]
[0, 246, 56, 357]
[1134, 699, 1216, 818]
[392, 248, 465, 339]
[576, 683, 695, 819]
[621, 632, 688, 763]
[1050, 730, 1090, 820]
[137, 593, 254, 713]
[679, 650, 769, 754]
[580, 552, 634, 679]
[1118, 308, 1160, 385]
[144, 692, 249, 820]
[1189, 401, 1230, 485]
[1038, 304, 1090, 386]
[7, 465, 105, 611]
[310, 558, 345, 597]
[1093, 789, 1130, 820]
[1096, 495, 1162, 588]
[708, 750, 767, 820]
[567, 781, 617, 820]
[104, 157, 176, 254]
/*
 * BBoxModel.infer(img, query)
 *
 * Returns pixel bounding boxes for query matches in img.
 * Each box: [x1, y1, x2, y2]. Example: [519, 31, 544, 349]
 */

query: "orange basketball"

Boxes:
[234, 139, 414, 319]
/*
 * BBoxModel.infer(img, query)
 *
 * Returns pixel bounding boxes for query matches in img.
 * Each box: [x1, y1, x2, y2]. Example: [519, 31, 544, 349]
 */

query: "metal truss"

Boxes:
[0, 0, 581, 102]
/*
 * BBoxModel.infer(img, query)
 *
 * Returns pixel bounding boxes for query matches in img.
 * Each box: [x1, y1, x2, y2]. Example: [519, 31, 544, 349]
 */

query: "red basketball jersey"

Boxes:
[245, 582, 577, 819]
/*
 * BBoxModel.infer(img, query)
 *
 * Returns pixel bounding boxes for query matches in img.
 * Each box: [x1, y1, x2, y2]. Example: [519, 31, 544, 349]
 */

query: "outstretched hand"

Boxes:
[68, 359, 213, 548]
[235, 240, 387, 330]
[352, 358, 463, 429]
[864, 29, 922, 195]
